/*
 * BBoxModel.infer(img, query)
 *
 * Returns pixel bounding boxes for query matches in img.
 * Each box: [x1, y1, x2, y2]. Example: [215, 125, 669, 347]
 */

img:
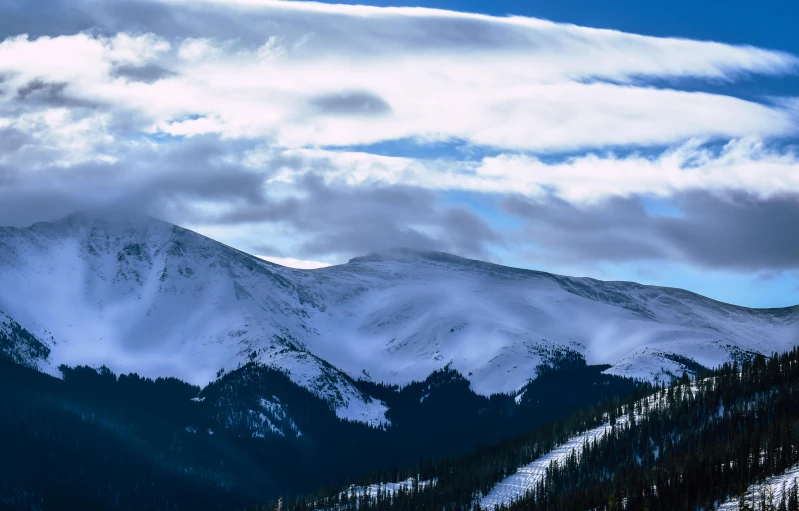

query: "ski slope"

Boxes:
[313, 478, 436, 510]
[719, 464, 799, 510]
[342, 478, 436, 500]
[479, 422, 615, 509]
[479, 387, 696, 509]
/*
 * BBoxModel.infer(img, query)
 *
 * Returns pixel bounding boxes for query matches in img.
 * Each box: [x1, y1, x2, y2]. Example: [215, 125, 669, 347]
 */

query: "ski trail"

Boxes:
[718, 464, 799, 510]
[479, 422, 615, 509]
[480, 387, 695, 509]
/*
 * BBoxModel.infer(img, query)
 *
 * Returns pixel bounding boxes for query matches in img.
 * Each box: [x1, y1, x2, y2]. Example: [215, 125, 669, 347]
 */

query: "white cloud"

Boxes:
[256, 255, 332, 269]
[0, 0, 798, 222]
[0, 33, 169, 83]
[0, 0, 796, 155]
[266, 137, 799, 203]
[466, 138, 799, 203]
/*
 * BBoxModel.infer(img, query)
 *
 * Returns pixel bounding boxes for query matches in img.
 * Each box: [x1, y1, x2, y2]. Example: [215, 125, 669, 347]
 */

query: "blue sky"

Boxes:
[0, 0, 798, 307]
[341, 0, 799, 51]
[305, 0, 799, 307]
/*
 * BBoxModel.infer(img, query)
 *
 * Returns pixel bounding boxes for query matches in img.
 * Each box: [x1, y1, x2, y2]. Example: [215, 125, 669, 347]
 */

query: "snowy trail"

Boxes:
[316, 478, 436, 510]
[343, 478, 436, 499]
[718, 464, 799, 510]
[479, 422, 615, 509]
[480, 388, 694, 509]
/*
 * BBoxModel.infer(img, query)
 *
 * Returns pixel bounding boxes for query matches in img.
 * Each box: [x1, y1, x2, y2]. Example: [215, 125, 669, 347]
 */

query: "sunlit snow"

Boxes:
[0, 213, 797, 427]
[718, 464, 799, 510]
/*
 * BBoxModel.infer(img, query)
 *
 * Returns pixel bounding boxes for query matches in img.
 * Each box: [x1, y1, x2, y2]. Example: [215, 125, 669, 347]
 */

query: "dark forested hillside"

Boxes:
[503, 351, 799, 511]
[0, 349, 638, 511]
[4, 343, 798, 510]
[268, 349, 799, 511]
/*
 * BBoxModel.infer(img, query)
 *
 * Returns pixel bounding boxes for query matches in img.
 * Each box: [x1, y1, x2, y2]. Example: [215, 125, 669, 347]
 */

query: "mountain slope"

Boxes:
[718, 463, 799, 510]
[0, 212, 797, 421]
[0, 212, 387, 425]
[0, 308, 51, 368]
[290, 349, 799, 511]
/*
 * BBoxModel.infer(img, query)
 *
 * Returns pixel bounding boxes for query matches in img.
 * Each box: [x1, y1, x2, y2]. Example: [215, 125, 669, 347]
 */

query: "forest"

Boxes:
[0, 331, 638, 511]
[8, 319, 799, 510]
[266, 349, 799, 511]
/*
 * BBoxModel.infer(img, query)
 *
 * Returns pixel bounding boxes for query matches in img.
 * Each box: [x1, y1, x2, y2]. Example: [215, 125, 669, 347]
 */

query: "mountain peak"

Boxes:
[2, 212, 799, 408]
[64, 209, 166, 227]
[347, 247, 475, 266]
[21, 210, 172, 237]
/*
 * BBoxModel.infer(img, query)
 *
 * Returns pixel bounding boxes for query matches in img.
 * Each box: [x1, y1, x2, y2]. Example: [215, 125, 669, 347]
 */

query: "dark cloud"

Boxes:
[308, 91, 392, 117]
[111, 63, 176, 84]
[755, 270, 784, 282]
[0, 74, 10, 94]
[0, 0, 96, 39]
[0, 122, 501, 261]
[438, 207, 502, 256]
[0, 0, 268, 42]
[249, 242, 288, 258]
[210, 173, 502, 260]
[504, 191, 799, 271]
[14, 79, 103, 109]
[0, 134, 272, 227]
[16, 79, 66, 99]
[1, 0, 574, 55]
[0, 127, 30, 154]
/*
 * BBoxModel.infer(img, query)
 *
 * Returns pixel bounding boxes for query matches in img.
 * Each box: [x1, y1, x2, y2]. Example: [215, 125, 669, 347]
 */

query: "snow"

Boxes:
[310, 477, 435, 510]
[0, 214, 388, 427]
[342, 478, 436, 500]
[334, 397, 391, 428]
[718, 464, 799, 510]
[479, 386, 695, 509]
[479, 422, 614, 509]
[249, 397, 302, 438]
[0, 214, 797, 427]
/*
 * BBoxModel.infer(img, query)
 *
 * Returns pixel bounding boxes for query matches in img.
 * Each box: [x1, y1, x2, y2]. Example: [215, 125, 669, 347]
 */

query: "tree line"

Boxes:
[263, 349, 799, 511]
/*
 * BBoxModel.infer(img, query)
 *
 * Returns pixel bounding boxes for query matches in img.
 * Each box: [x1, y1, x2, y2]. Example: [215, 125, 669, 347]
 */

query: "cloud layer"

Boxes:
[0, 0, 798, 286]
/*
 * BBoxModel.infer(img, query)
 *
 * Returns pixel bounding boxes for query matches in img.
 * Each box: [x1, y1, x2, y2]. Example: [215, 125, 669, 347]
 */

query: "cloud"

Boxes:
[14, 78, 103, 109]
[467, 138, 799, 202]
[0, 127, 502, 261]
[0, 133, 271, 226]
[203, 172, 504, 260]
[255, 255, 332, 269]
[249, 138, 799, 204]
[0, 1, 796, 152]
[503, 191, 799, 271]
[0, 0, 798, 278]
[111, 63, 176, 83]
[0, 126, 29, 154]
[308, 91, 392, 117]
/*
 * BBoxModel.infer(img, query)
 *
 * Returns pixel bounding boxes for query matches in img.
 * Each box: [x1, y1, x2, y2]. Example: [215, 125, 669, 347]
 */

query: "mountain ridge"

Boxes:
[1, 212, 798, 426]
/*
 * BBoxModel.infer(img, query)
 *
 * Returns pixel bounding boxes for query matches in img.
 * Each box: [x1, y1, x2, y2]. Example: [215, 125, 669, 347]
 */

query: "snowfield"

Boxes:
[342, 478, 436, 500]
[718, 464, 799, 510]
[479, 422, 615, 509]
[479, 386, 696, 509]
[314, 478, 436, 511]
[0, 213, 798, 426]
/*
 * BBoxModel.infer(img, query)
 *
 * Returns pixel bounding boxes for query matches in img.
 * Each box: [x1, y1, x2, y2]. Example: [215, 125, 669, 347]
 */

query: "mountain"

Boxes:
[1, 212, 798, 427]
[291, 349, 799, 511]
[3, 212, 799, 510]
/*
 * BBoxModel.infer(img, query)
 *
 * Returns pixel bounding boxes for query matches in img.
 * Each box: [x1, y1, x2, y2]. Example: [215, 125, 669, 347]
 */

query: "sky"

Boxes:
[0, 0, 798, 307]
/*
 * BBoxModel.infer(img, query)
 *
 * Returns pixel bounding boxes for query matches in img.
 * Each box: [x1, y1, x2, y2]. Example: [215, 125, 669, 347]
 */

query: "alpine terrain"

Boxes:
[2, 213, 799, 510]
[1, 212, 798, 423]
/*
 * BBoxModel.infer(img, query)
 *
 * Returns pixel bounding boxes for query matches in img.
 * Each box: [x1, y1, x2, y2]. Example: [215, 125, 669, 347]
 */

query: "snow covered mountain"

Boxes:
[1, 212, 798, 425]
